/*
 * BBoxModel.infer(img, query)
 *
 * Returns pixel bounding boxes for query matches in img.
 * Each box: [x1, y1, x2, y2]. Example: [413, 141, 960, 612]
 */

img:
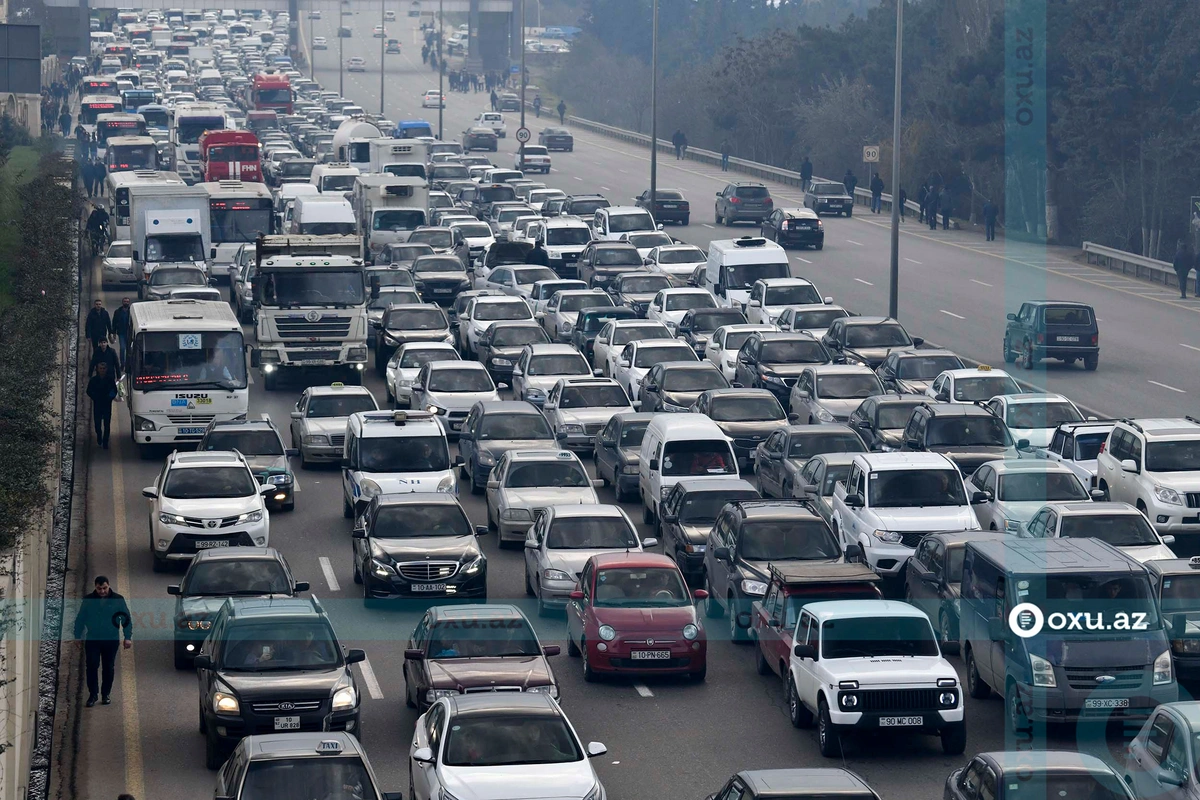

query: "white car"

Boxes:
[346, 57, 366, 72]
[514, 145, 551, 174]
[341, 410, 459, 516]
[619, 230, 673, 259]
[312, 36, 327, 49]
[527, 188, 566, 212]
[409, 694, 607, 800]
[613, 339, 699, 401]
[410, 361, 501, 438]
[511, 343, 594, 406]
[102, 239, 135, 284]
[372, 24, 385, 36]
[542, 377, 634, 451]
[459, 295, 534, 356]
[1032, 420, 1115, 489]
[645, 287, 718, 334]
[982, 392, 1086, 450]
[143, 450, 271, 572]
[925, 365, 1022, 404]
[485, 449, 600, 543]
[705, 324, 777, 381]
[776, 304, 850, 339]
[539, 289, 613, 343]
[592, 319, 673, 377]
[422, 89, 445, 108]
[1020, 500, 1177, 563]
[592, 206, 657, 242]
[530, 278, 588, 316]
[474, 111, 507, 138]
[644, 244, 707, 285]
[745, 277, 830, 326]
[967, 459, 1094, 534]
[386, 342, 460, 408]
[480, 265, 558, 299]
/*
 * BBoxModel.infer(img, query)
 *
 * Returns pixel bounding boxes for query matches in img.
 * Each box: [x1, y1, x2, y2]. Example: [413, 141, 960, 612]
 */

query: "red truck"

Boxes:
[199, 130, 262, 183]
[250, 73, 293, 114]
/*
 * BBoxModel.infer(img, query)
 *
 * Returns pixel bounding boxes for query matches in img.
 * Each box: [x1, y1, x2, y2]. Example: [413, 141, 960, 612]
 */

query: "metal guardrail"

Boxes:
[1082, 241, 1197, 294]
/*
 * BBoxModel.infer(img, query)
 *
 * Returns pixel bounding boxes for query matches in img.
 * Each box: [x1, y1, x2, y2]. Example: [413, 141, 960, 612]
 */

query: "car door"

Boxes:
[290, 391, 309, 447]
[821, 319, 845, 359]
[615, 343, 636, 393]
[566, 560, 593, 645]
[512, 349, 530, 399]
[792, 369, 815, 420]
[837, 464, 865, 546]
[483, 453, 509, 524]
[487, 267, 512, 294]
[877, 353, 898, 391]
[734, 337, 757, 388]
[403, 612, 432, 702]
[704, 510, 733, 601]
[593, 322, 613, 372]
[969, 465, 996, 529]
[647, 291, 665, 324]
[523, 511, 547, 587]
[747, 283, 766, 324]
[595, 418, 619, 480]
[705, 328, 724, 367]
[907, 537, 938, 609]
[792, 611, 820, 705]
[928, 373, 949, 401]
[758, 430, 786, 496]
[410, 702, 444, 800]
[641, 365, 663, 411]
[1129, 711, 1190, 800]
[410, 364, 430, 410]
[541, 295, 559, 338]
[762, 210, 779, 239]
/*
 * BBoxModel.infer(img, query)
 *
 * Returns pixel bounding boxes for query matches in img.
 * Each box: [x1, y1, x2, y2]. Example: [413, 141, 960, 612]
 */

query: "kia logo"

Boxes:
[277, 701, 296, 711]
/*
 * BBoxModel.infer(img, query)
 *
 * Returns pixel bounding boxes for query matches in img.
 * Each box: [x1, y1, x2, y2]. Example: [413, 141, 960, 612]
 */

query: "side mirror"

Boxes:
[1157, 770, 1186, 788]
[404, 648, 425, 660]
[970, 491, 990, 505]
[787, 413, 801, 423]
[382, 793, 405, 800]
[692, 588, 709, 600]
[748, 299, 761, 308]
[641, 537, 658, 548]
[648, 458, 658, 470]
[911, 337, 924, 347]
[486, 479, 500, 490]
[133, 251, 140, 262]
[210, 248, 217, 260]
[345, 648, 366, 664]
[1121, 458, 1138, 473]
[354, 497, 371, 516]
[294, 581, 310, 592]
[1006, 312, 1017, 321]
[1164, 535, 1177, 545]
[796, 480, 816, 497]
[593, 368, 603, 377]
[714, 545, 731, 561]
[1089, 488, 1106, 501]
[1016, 439, 1031, 451]
[660, 511, 677, 523]
[142, 486, 158, 499]
[341, 458, 351, 469]
[592, 478, 604, 488]
[844, 543, 862, 561]
[854, 418, 872, 429]
[167, 584, 181, 595]
[286, 448, 300, 457]
[525, 537, 539, 549]
[511, 368, 523, 378]
[795, 390, 810, 399]
[792, 644, 817, 660]
[618, 358, 631, 368]
[987, 617, 1006, 642]
[586, 742, 608, 758]
[453, 454, 465, 466]
[193, 654, 212, 669]
[412, 747, 434, 764]
[569, 589, 584, 600]
[542, 645, 561, 657]
[351, 528, 366, 539]
[844, 493, 864, 508]
[290, 410, 302, 419]
[475, 525, 488, 536]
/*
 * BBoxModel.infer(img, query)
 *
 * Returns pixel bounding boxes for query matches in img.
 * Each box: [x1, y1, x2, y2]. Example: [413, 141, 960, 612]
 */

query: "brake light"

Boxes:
[763, 198, 773, 205]
[1091, 333, 1098, 346]
[730, 197, 741, 204]
[1036, 333, 1045, 344]
[1099, 439, 1106, 454]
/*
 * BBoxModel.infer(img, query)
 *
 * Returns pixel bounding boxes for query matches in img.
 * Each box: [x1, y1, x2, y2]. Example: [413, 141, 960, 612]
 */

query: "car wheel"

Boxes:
[817, 699, 841, 757]
[404, 678, 416, 709]
[941, 722, 967, 755]
[1084, 352, 1099, 371]
[788, 676, 813, 728]
[151, 551, 168, 573]
[470, 463, 484, 495]
[729, 595, 749, 644]
[174, 647, 190, 670]
[1098, 480, 1110, 501]
[343, 494, 353, 519]
[682, 214, 689, 225]
[1007, 680, 1031, 734]
[939, 611, 959, 655]
[262, 369, 277, 391]
[353, 558, 362, 585]
[581, 639, 597, 682]
[815, 243, 823, 250]
[281, 501, 294, 512]
[1002, 336, 1015, 363]
[966, 647, 991, 698]
[642, 503, 655, 525]
[524, 566, 534, 596]
[567, 634, 580, 656]
[714, 207, 723, 225]
[205, 727, 224, 770]
[704, 575, 724, 618]
[1023, 341, 1035, 369]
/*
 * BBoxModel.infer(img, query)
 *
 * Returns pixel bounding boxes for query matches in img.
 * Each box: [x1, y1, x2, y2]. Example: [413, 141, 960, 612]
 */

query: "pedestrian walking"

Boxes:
[800, 157, 812, 192]
[90, 337, 120, 378]
[111, 296, 132, 371]
[983, 200, 998, 241]
[85, 298, 112, 351]
[720, 139, 731, 171]
[897, 187, 907, 219]
[73, 575, 132, 706]
[671, 129, 686, 160]
[87, 361, 117, 448]
[917, 183, 928, 222]
[556, 100, 566, 124]
[93, 159, 107, 197]
[533, 94, 541, 118]
[59, 109, 71, 137]
[88, 133, 98, 160]
[941, 189, 952, 230]
[926, 190, 940, 230]
[842, 169, 857, 197]
[869, 172, 884, 214]
[1174, 240, 1194, 298]
[489, 89, 498, 111]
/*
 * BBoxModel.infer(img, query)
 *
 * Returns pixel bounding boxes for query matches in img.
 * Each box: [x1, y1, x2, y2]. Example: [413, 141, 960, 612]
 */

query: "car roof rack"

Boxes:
[768, 562, 881, 586]
[1118, 418, 1145, 434]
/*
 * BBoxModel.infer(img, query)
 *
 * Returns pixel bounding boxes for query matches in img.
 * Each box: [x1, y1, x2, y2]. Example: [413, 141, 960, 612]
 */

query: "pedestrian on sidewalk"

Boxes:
[897, 187, 907, 218]
[489, 89, 498, 111]
[87, 361, 117, 448]
[533, 94, 541, 118]
[671, 129, 685, 160]
[926, 189, 940, 230]
[917, 183, 928, 222]
[869, 172, 884, 214]
[800, 157, 812, 192]
[1174, 240, 1194, 299]
[59, 109, 71, 137]
[93, 158, 107, 196]
[111, 297, 132, 371]
[720, 139, 731, 171]
[941, 189, 952, 230]
[85, 298, 112, 352]
[983, 200, 998, 241]
[842, 169, 857, 197]
[557, 99, 566, 124]
[73, 575, 132, 706]
[90, 337, 120, 378]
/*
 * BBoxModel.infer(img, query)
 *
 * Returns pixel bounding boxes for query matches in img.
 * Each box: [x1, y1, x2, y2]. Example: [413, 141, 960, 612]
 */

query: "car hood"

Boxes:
[219, 667, 345, 700]
[870, 506, 980, 532]
[440, 761, 596, 800]
[1007, 427, 1056, 449]
[1154, 474, 1200, 492]
[545, 547, 635, 577]
[245, 454, 290, 475]
[993, 500, 1050, 524]
[927, 445, 1017, 473]
[678, 523, 711, 544]
[844, 345, 919, 368]
[426, 389, 501, 411]
[659, 390, 706, 408]
[426, 655, 554, 690]
[384, 329, 453, 344]
[1118, 543, 1178, 563]
[179, 595, 240, 619]
[372, 534, 479, 561]
[622, 292, 657, 304]
[487, 345, 528, 359]
[592, 605, 698, 631]
[829, 657, 955, 686]
[812, 398, 865, 420]
[1037, 635, 1162, 668]
[477, 439, 558, 459]
[159, 495, 262, 516]
[894, 378, 933, 394]
[524, 375, 574, 392]
[711, 419, 788, 439]
[558, 407, 631, 426]
[504, 487, 597, 510]
[618, 447, 641, 465]
[875, 429, 904, 447]
[761, 363, 809, 378]
[304, 418, 350, 436]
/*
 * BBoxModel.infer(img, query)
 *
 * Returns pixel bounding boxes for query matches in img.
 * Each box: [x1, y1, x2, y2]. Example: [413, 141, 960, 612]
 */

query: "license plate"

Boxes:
[1058, 336, 1080, 342]
[661, 204, 677, 208]
[412, 583, 446, 592]
[274, 716, 300, 730]
[1084, 698, 1128, 709]
[630, 650, 671, 660]
[300, 359, 328, 365]
[450, 422, 462, 431]
[179, 427, 206, 435]
[879, 716, 924, 727]
[196, 539, 229, 549]
[433, 288, 452, 293]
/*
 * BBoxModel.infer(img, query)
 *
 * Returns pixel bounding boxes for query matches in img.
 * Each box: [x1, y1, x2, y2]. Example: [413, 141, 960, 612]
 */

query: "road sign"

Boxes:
[515, 127, 531, 144]
[863, 145, 880, 163]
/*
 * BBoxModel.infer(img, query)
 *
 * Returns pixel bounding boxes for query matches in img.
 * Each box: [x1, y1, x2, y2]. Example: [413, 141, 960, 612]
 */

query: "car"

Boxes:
[386, 38, 401, 53]
[448, 220, 496, 266]
[845, 393, 927, 451]
[346, 57, 366, 72]
[644, 243, 708, 285]
[1031, 419, 1116, 488]
[619, 230, 674, 260]
[385, 342, 460, 408]
[409, 226, 458, 256]
[143, 266, 210, 300]
[457, 399, 558, 495]
[633, 188, 690, 225]
[566, 551, 707, 680]
[755, 424, 867, 499]
[608, 271, 671, 317]
[899, 401, 1021, 477]
[312, 35, 327, 49]
[1095, 418, 1200, 544]
[788, 364, 886, 425]
[372, 24, 385, 36]
[658, 478, 760, 585]
[167, 547, 306, 669]
[523, 504, 653, 615]
[542, 377, 634, 451]
[374, 303, 455, 376]
[952, 752, 1135, 800]
[526, 188, 567, 212]
[803, 180, 853, 216]
[925, 364, 1021, 403]
[537, 126, 574, 151]
[409, 694, 607, 800]
[967, 459, 1094, 533]
[461, 125, 498, 151]
[592, 412, 654, 502]
[402, 604, 560, 712]
[341, 410, 460, 517]
[198, 417, 299, 511]
[1146, 562, 1200, 682]
[570, 306, 639, 361]
[732, 331, 832, 406]
[646, 287, 719, 334]
[904, 530, 1003, 652]
[677, 306, 749, 355]
[715, 182, 774, 225]
[538, 289, 613, 342]
[1003, 300, 1099, 371]
[102, 239, 134, 285]
[143, 450, 271, 572]
[511, 343, 592, 406]
[613, 338, 699, 401]
[592, 206, 657, 243]
[593, 319, 673, 378]
[874, 348, 964, 394]
[480, 265, 558, 300]
[410, 360, 500, 439]
[473, 111, 507, 138]
[472, 238, 536, 284]
[1021, 500, 1177, 562]
[338, 26, 352, 36]
[982, 392, 1086, 449]
[498, 92, 521, 111]
[707, 770, 881, 800]
[514, 144, 551, 173]
[577, 240, 642, 290]
[420, 89, 443, 108]
[792, 453, 860, 527]
[351, 492, 486, 601]
[485, 449, 598, 544]
[194, 596, 364, 769]
[760, 207, 824, 249]
[214, 732, 404, 800]
[473, 320, 548, 385]
[705, 325, 778, 380]
[745, 278, 830, 326]
[819, 315, 921, 369]
[458, 295, 533, 356]
[410, 255, 472, 305]
[693, 387, 792, 471]
[289, 383, 380, 467]
[636, 361, 726, 414]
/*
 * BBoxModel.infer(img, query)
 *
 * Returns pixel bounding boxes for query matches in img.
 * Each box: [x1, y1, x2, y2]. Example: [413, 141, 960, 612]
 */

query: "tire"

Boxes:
[174, 648, 191, 670]
[1023, 341, 1035, 369]
[1007, 681, 1031, 734]
[714, 207, 723, 226]
[681, 214, 689, 226]
[1098, 481, 1110, 501]
[939, 611, 959, 655]
[755, 640, 771, 675]
[262, 370, 277, 391]
[151, 552, 168, 573]
[942, 722, 967, 755]
[404, 679, 416, 709]
[844, 210, 852, 218]
[787, 676, 813, 728]
[704, 575, 724, 618]
[729, 595, 749, 644]
[1084, 353, 1098, 371]
[281, 501, 294, 512]
[581, 639, 597, 682]
[470, 464, 484, 495]
[486, 501, 497, 532]
[691, 664, 707, 681]
[567, 635, 580, 656]
[966, 648, 991, 698]
[817, 699, 841, 757]
[353, 559, 362, 585]
[524, 567, 535, 597]
[1002, 336, 1016, 363]
[343, 494, 353, 519]
[205, 728, 225, 770]
[815, 243, 823, 250]
[642, 503, 655, 525]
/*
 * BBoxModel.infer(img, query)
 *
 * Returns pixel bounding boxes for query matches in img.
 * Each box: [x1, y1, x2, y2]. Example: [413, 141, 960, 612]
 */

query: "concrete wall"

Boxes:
[1, 92, 41, 136]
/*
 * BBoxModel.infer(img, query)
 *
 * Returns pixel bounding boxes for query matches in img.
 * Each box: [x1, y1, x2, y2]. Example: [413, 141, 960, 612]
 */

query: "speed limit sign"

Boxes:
[516, 127, 531, 144]
[863, 145, 880, 162]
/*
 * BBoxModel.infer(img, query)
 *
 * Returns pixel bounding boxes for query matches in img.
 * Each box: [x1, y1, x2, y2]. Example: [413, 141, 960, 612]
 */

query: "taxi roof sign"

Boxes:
[1189, 556, 1200, 569]
[316, 739, 343, 754]
[977, 364, 992, 371]
[331, 382, 345, 388]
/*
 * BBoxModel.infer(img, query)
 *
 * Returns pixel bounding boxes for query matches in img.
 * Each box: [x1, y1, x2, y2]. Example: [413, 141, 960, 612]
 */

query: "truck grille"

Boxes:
[285, 349, 342, 361]
[276, 315, 353, 339]
[397, 561, 459, 581]
[251, 699, 323, 713]
[857, 688, 940, 713]
[1064, 665, 1145, 690]
[167, 413, 216, 425]
[899, 532, 927, 549]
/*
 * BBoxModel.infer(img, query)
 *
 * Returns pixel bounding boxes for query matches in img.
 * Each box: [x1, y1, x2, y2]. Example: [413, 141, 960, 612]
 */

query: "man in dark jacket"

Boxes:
[917, 183, 929, 222]
[110, 297, 132, 370]
[1174, 241, 1194, 299]
[85, 298, 112, 351]
[87, 361, 118, 448]
[73, 575, 133, 706]
[869, 173, 884, 214]
[897, 187, 907, 219]
[525, 240, 551, 267]
[59, 109, 71, 137]
[927, 189, 940, 230]
[983, 200, 999, 241]
[556, 100, 566, 124]
[941, 189, 952, 230]
[843, 169, 857, 198]
[90, 337, 120, 378]
[671, 130, 685, 160]
[800, 157, 813, 191]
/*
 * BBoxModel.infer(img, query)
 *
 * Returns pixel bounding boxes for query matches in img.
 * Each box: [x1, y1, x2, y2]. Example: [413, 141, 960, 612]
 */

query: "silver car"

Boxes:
[538, 289, 614, 343]
[102, 240, 135, 285]
[788, 364, 886, 424]
[485, 449, 600, 544]
[511, 344, 594, 407]
[385, 342, 460, 408]
[289, 384, 380, 467]
[967, 459, 1096, 534]
[541, 377, 634, 452]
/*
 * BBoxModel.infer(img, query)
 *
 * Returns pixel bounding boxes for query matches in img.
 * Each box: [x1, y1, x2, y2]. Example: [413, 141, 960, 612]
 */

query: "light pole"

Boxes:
[648, 0, 658, 216]
[518, 0, 526, 167]
[437, 0, 444, 139]
[308, 0, 315, 80]
[887, 0, 903, 319]
[338, 17, 344, 96]
[380, 0, 386, 114]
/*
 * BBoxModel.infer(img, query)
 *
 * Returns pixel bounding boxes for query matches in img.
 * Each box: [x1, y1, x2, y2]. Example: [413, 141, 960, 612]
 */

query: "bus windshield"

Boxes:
[210, 199, 272, 243]
[98, 119, 148, 143]
[107, 144, 157, 171]
[81, 101, 120, 125]
[208, 145, 260, 162]
[132, 330, 247, 391]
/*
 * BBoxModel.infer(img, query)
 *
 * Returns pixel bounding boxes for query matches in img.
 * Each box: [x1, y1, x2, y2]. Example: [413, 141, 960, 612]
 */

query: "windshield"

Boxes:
[240, 756, 374, 800]
[761, 340, 828, 363]
[568, 199, 608, 214]
[595, 248, 641, 266]
[764, 285, 820, 306]
[789, 434, 865, 459]
[818, 463, 853, 495]
[491, 326, 548, 347]
[373, 209, 425, 232]
[399, 348, 458, 368]
[178, 117, 224, 143]
[741, 520, 841, 561]
[513, 267, 557, 285]
[618, 422, 649, 448]
[183, 559, 290, 595]
[1146, 441, 1200, 473]
[821, 616, 939, 658]
[496, 208, 529, 224]
[656, 247, 705, 264]
[299, 217, 355, 234]
[428, 367, 494, 392]
[613, 324, 671, 345]
[635, 344, 695, 368]
[260, 269, 364, 306]
[149, 269, 204, 286]
[869, 469, 967, 508]
[1058, 514, 1160, 546]
[561, 385, 629, 408]
[410, 229, 454, 248]
[108, 143, 156, 169]
[307, 394, 376, 417]
[432, 165, 470, 180]
[478, 186, 517, 203]
[1074, 432, 1108, 461]
[689, 310, 746, 333]
[817, 374, 882, 400]
[414, 258, 466, 274]
[164, 466, 256, 499]
[593, 567, 690, 607]
[1045, 306, 1094, 325]
[107, 243, 132, 259]
[844, 324, 911, 348]
[1006, 402, 1083, 429]
[927, 416, 1013, 447]
[359, 435, 449, 472]
[475, 301, 530, 321]
[442, 715, 581, 767]
[203, 430, 284, 455]
[386, 308, 447, 331]
[560, 294, 612, 313]
[661, 367, 727, 393]
[145, 234, 204, 262]
[896, 354, 962, 379]
[791, 309, 848, 330]
[386, 246, 433, 264]
[528, 354, 588, 376]
[280, 161, 314, 178]
[546, 517, 637, 549]
[320, 174, 357, 192]
[1160, 576, 1200, 612]
[665, 293, 716, 312]
[710, 395, 784, 422]
[479, 413, 552, 440]
[725, 262, 788, 290]
[626, 232, 671, 248]
[998, 472, 1087, 502]
[1028, 574, 1160, 630]
[222, 621, 339, 671]
[621, 277, 670, 294]
[208, 144, 259, 162]
[132, 330, 247, 391]
[507, 461, 591, 488]
[546, 227, 591, 245]
[210, 202, 271, 243]
[425, 619, 542, 659]
[662, 441, 736, 476]
[385, 164, 427, 178]
[582, 312, 629, 333]
[677, 491, 757, 524]
[953, 375, 1021, 402]
[371, 503, 471, 537]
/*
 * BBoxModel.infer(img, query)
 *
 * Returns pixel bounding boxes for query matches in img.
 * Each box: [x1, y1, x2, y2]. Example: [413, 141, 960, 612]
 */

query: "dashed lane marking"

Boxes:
[702, 223, 714, 229]
[970, 279, 993, 288]
[904, 257, 922, 264]
[1148, 380, 1187, 393]
[633, 683, 654, 697]
[846, 239, 864, 246]
[940, 309, 965, 320]
[358, 656, 385, 699]
[794, 255, 812, 265]
[319, 556, 341, 591]
[1181, 343, 1200, 353]
[600, 186, 611, 191]
[854, 278, 874, 286]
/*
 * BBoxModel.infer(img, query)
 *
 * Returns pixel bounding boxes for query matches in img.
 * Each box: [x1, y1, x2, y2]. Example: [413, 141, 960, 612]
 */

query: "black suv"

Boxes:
[899, 402, 1021, 477]
[578, 241, 642, 289]
[562, 194, 610, 218]
[732, 331, 831, 405]
[593, 412, 655, 502]
[1003, 300, 1099, 371]
[658, 477, 761, 586]
[820, 316, 922, 369]
[692, 388, 793, 471]
[875, 348, 964, 394]
[715, 182, 774, 226]
[571, 305, 637, 360]
[198, 418, 299, 511]
[476, 320, 549, 383]
[846, 393, 927, 450]
[411, 254, 472, 305]
[194, 596, 365, 768]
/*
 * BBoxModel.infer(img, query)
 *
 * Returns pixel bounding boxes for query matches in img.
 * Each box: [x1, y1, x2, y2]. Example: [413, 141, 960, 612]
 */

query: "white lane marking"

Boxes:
[291, 477, 301, 493]
[600, 186, 611, 191]
[1148, 380, 1187, 394]
[939, 309, 965, 320]
[854, 278, 874, 286]
[904, 257, 922, 264]
[846, 239, 864, 246]
[702, 223, 715, 229]
[970, 279, 993, 288]
[1181, 343, 1200, 353]
[572, 176, 582, 181]
[794, 255, 813, 265]
[633, 683, 654, 697]
[319, 556, 341, 591]
[358, 656, 385, 699]
[618, 169, 628, 174]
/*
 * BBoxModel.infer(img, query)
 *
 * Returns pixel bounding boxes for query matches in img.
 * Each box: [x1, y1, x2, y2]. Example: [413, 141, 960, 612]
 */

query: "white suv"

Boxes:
[1096, 418, 1200, 539]
[341, 410, 460, 518]
[143, 451, 271, 572]
[785, 599, 965, 757]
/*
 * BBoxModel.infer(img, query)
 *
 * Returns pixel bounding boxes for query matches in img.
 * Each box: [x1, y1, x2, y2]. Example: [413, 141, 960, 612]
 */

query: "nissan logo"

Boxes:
[1095, 675, 1116, 683]
[277, 701, 296, 711]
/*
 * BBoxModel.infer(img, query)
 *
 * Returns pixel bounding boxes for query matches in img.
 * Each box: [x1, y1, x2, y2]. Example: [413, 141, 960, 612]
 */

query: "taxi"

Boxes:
[212, 732, 403, 799]
[924, 364, 1022, 404]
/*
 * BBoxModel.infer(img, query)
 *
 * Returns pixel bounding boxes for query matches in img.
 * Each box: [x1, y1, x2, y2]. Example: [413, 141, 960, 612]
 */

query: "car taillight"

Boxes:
[1036, 333, 1045, 344]
[730, 197, 741, 204]
[1099, 439, 1106, 454]
[1091, 333, 1098, 346]
[763, 198, 773, 205]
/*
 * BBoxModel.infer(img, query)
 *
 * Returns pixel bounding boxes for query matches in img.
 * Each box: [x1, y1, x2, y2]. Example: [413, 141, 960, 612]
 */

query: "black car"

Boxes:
[498, 92, 521, 111]
[804, 180, 853, 217]
[875, 349, 964, 394]
[640, 361, 729, 412]
[538, 126, 574, 151]
[476, 320, 549, 383]
[577, 241, 642, 289]
[633, 188, 690, 225]
[571, 305, 637, 360]
[374, 304, 453, 376]
[411, 255, 471, 304]
[846, 393, 927, 450]
[457, 400, 557, 491]
[754, 424, 866, 499]
[194, 596, 365, 769]
[677, 307, 747, 355]
[946, 752, 1130, 800]
[197, 418, 300, 511]
[692, 388, 793, 471]
[899, 402, 1020, 477]
[715, 182, 774, 225]
[905, 531, 1003, 652]
[562, 194, 610, 217]
[732, 331, 832, 405]
[1003, 300, 1099, 371]
[351, 493, 487, 601]
[820, 316, 922, 370]
[593, 412, 655, 502]
[609, 272, 671, 317]
[465, 183, 518, 218]
[461, 126, 499, 152]
[658, 478, 760, 586]
[760, 207, 824, 249]
[706, 769, 880, 800]
[168, 547, 307, 669]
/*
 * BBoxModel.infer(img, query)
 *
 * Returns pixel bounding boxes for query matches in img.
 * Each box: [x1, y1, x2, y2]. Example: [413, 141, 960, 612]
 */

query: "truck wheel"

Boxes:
[263, 370, 277, 391]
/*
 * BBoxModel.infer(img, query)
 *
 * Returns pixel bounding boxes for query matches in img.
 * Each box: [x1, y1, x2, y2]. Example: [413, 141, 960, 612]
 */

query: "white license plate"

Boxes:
[300, 359, 327, 365]
[1058, 336, 1080, 342]
[661, 204, 677, 208]
[196, 539, 229, 549]
[450, 422, 462, 430]
[179, 427, 206, 435]
[1085, 698, 1128, 709]
[433, 288, 452, 293]
[879, 716, 924, 727]
[274, 716, 300, 730]
[630, 650, 671, 660]
[411, 583, 446, 592]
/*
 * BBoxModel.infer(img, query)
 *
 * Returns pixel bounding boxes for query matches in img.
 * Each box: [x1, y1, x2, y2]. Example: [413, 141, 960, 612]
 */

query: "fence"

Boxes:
[1082, 241, 1198, 295]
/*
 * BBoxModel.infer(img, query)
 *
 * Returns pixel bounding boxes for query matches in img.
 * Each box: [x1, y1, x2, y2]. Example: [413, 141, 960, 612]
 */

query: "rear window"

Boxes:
[1043, 306, 1094, 325]
[735, 186, 770, 199]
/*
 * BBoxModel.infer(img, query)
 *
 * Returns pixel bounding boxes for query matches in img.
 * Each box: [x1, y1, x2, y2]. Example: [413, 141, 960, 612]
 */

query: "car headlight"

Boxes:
[491, 357, 513, 367]
[303, 434, 330, 445]
[1001, 518, 1022, 534]
[237, 510, 263, 524]
[1154, 484, 1184, 506]
[741, 579, 768, 596]
[477, 450, 496, 466]
[526, 684, 559, 699]
[1155, 649, 1173, 685]
[462, 555, 485, 575]
[135, 415, 158, 432]
[543, 568, 572, 582]
[332, 684, 358, 710]
[813, 406, 835, 423]
[582, 784, 602, 800]
[427, 404, 448, 415]
[159, 512, 186, 526]
[426, 688, 456, 703]
[525, 388, 546, 399]
[621, 464, 639, 474]
[662, 401, 688, 412]
[442, 333, 456, 344]
[359, 479, 382, 499]
[266, 474, 292, 485]
[873, 529, 903, 543]
[597, 625, 617, 641]
[383, 333, 401, 346]
[501, 508, 532, 521]
[760, 372, 787, 386]
[559, 423, 584, 434]
[938, 690, 959, 707]
[213, 691, 239, 714]
[348, 346, 367, 361]
[436, 474, 456, 494]
[185, 618, 212, 631]
[370, 558, 394, 577]
[1029, 653, 1056, 687]
[682, 624, 698, 640]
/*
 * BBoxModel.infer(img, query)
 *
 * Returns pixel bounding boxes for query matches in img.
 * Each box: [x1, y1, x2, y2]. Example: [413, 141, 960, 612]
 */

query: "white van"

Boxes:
[638, 414, 738, 525]
[310, 162, 361, 195]
[275, 183, 319, 231]
[290, 195, 357, 236]
[704, 236, 791, 312]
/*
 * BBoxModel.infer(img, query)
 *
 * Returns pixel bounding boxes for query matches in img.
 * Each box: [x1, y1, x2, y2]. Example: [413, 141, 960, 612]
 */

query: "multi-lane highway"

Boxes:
[72, 12, 1196, 800]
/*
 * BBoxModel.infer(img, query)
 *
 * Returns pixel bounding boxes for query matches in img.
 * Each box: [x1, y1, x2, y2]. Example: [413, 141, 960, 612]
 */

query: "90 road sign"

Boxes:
[863, 145, 880, 163]
[516, 127, 531, 144]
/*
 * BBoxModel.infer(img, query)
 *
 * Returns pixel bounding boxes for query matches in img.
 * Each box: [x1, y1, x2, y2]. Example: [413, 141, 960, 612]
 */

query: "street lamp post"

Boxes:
[648, 0, 658, 215]
[338, 17, 344, 96]
[518, 0, 526, 167]
[887, 0, 903, 319]
[308, 1, 315, 80]
[380, 0, 386, 114]
[437, 0, 444, 139]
